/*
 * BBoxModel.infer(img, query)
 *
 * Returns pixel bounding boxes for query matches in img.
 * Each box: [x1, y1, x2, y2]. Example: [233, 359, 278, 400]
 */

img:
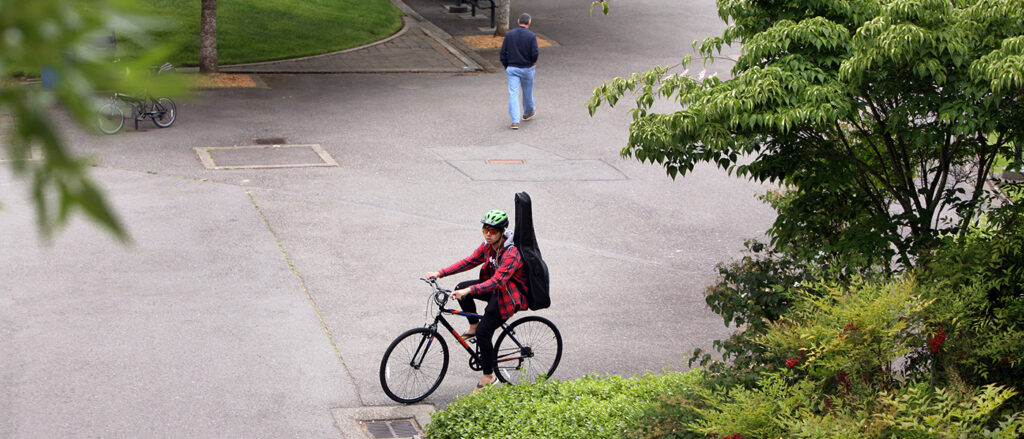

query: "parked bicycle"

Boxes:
[97, 62, 176, 134]
[379, 278, 562, 404]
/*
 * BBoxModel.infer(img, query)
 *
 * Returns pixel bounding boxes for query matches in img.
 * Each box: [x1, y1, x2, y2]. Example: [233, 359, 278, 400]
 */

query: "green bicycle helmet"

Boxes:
[481, 209, 509, 229]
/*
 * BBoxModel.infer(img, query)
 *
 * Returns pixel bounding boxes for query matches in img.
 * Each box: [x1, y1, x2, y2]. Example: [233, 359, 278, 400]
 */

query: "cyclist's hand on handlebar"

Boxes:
[452, 288, 470, 300]
[425, 271, 440, 280]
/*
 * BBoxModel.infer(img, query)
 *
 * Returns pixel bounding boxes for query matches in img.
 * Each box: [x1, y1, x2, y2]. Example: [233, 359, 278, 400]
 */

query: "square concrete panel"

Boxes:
[431, 142, 557, 161]
[194, 144, 339, 170]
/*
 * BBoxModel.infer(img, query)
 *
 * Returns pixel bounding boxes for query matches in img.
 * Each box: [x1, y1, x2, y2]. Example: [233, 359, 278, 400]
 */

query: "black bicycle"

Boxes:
[97, 63, 176, 134]
[379, 278, 562, 404]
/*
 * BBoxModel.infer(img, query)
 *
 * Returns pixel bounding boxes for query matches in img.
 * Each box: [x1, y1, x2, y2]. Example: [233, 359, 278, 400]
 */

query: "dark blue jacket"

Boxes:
[500, 26, 539, 68]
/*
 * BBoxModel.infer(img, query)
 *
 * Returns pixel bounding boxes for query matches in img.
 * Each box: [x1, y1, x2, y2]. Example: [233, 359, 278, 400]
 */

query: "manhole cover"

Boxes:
[360, 418, 422, 438]
[253, 137, 288, 145]
[193, 144, 338, 170]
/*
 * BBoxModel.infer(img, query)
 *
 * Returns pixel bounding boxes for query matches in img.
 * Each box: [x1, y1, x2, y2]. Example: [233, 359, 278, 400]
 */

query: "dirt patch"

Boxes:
[461, 35, 553, 49]
[187, 73, 261, 88]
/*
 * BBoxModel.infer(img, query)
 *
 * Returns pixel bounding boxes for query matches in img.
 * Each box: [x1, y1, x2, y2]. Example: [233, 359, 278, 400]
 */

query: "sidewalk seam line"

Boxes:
[90, 167, 669, 267]
[244, 186, 365, 407]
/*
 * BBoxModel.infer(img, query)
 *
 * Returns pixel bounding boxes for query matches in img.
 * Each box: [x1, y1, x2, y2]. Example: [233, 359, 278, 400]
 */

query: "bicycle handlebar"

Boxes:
[421, 277, 452, 307]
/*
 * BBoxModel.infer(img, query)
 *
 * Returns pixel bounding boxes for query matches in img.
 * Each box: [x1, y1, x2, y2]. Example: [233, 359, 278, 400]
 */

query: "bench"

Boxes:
[452, 0, 496, 29]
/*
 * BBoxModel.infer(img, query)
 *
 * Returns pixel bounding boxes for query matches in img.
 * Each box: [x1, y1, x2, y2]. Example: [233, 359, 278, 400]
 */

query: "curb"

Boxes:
[390, 0, 496, 72]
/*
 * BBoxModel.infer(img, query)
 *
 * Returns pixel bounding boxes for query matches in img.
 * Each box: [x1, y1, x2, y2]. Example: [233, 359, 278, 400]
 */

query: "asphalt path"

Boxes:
[1, 0, 773, 436]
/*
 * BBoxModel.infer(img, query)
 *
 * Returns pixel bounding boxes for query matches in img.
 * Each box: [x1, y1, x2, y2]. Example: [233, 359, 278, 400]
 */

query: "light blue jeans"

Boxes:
[506, 66, 535, 124]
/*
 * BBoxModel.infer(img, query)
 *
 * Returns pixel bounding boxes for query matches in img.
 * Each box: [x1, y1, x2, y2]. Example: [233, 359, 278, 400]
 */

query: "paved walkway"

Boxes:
[218, 1, 490, 74]
[4, 1, 775, 438]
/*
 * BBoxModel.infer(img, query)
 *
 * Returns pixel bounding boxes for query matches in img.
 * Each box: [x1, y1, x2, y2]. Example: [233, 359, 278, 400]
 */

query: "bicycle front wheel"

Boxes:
[380, 328, 449, 404]
[151, 97, 176, 128]
[494, 316, 562, 385]
[97, 101, 124, 134]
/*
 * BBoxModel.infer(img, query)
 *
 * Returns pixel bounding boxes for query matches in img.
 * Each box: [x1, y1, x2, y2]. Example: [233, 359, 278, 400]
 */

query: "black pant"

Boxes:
[455, 279, 507, 375]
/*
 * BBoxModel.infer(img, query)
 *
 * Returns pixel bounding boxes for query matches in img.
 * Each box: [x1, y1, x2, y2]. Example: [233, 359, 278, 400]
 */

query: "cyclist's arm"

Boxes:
[436, 243, 487, 278]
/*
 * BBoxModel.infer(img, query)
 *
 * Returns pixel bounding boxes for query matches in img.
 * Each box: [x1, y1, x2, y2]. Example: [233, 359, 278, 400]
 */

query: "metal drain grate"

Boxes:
[360, 418, 422, 438]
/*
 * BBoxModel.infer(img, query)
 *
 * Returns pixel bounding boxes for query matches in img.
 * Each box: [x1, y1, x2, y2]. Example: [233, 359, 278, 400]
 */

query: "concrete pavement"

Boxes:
[2, 0, 770, 437]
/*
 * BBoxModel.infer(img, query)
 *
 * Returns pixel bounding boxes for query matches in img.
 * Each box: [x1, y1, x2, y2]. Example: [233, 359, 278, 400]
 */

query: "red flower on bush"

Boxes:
[785, 357, 800, 368]
[842, 322, 858, 332]
[929, 329, 947, 354]
[837, 371, 851, 393]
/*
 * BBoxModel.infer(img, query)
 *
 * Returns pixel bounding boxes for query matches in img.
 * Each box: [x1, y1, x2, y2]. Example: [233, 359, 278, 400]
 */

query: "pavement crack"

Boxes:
[244, 186, 365, 406]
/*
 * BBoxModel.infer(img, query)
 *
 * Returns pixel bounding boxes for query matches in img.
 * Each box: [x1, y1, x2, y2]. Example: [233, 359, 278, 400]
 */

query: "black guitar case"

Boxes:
[513, 192, 550, 310]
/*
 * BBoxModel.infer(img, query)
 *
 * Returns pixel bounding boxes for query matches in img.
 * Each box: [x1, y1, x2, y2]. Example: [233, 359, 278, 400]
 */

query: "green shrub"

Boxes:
[688, 274, 1024, 439]
[758, 277, 927, 393]
[425, 372, 702, 439]
[692, 240, 812, 389]
[771, 382, 1024, 439]
[688, 373, 805, 438]
[873, 383, 1024, 439]
[917, 210, 1024, 399]
[627, 389, 706, 439]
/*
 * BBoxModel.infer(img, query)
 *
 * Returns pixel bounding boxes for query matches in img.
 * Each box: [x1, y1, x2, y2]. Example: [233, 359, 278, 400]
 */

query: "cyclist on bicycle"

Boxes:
[425, 209, 529, 390]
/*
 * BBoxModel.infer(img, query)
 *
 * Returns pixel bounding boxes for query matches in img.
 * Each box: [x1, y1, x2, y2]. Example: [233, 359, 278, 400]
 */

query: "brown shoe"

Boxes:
[510, 123, 520, 130]
[522, 111, 536, 120]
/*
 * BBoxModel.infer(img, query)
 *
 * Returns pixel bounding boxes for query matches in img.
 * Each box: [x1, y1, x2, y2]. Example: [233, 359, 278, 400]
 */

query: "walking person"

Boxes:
[425, 210, 529, 390]
[500, 13, 539, 130]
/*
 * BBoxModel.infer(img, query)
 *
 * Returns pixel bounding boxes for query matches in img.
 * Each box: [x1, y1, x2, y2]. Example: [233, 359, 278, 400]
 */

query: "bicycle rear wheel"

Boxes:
[493, 315, 562, 385]
[97, 101, 124, 134]
[380, 328, 449, 404]
[151, 97, 176, 128]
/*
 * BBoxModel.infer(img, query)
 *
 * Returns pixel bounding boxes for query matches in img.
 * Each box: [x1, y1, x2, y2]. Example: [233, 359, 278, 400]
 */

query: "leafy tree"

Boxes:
[1, 0, 183, 239]
[589, 0, 1024, 270]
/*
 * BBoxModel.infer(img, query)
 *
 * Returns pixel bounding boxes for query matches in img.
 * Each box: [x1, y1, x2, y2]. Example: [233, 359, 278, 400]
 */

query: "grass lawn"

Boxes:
[141, 0, 403, 66]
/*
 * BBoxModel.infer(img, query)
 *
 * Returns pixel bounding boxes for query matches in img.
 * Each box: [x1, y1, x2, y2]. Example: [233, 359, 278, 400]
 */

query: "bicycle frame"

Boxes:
[97, 62, 176, 134]
[114, 93, 153, 127]
[419, 284, 531, 371]
[380, 279, 561, 403]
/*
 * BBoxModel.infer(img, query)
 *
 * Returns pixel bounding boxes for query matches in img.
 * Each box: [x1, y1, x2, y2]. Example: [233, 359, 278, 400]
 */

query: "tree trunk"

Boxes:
[493, 0, 510, 37]
[199, 0, 218, 73]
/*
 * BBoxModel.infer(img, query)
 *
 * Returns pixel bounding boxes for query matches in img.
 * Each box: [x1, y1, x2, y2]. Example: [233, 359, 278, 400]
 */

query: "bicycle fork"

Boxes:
[410, 333, 435, 369]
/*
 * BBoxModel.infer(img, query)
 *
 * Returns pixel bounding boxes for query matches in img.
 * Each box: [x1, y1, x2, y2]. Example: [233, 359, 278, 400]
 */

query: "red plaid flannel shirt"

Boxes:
[438, 241, 529, 320]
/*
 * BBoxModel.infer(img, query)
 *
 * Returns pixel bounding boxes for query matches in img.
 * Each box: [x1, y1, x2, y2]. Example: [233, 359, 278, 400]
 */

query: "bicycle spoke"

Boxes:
[494, 316, 562, 385]
[380, 328, 448, 403]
